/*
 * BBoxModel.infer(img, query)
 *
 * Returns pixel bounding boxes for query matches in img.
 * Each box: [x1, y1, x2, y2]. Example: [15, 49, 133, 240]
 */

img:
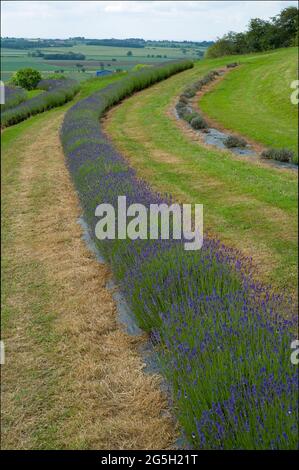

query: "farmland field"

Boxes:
[1, 43, 204, 81]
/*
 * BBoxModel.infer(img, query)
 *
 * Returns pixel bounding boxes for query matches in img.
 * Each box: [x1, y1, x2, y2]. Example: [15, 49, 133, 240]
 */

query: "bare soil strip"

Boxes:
[1, 111, 176, 449]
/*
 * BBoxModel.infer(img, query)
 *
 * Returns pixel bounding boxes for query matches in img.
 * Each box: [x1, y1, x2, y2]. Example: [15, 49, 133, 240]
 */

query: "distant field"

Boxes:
[200, 47, 298, 155]
[1, 43, 204, 81]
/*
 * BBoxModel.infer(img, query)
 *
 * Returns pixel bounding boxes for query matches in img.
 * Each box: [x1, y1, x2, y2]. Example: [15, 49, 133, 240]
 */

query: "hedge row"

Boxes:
[61, 61, 298, 449]
[1, 79, 80, 127]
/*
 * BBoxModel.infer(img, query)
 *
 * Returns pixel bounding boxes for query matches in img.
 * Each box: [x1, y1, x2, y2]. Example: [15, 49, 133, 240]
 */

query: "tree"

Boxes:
[12, 68, 42, 90]
[206, 6, 298, 58]
[272, 6, 299, 47]
[246, 18, 274, 51]
[206, 37, 235, 58]
[127, 51, 133, 56]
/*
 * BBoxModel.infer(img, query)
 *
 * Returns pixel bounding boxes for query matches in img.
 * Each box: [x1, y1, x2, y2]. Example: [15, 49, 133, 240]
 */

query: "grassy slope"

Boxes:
[1, 74, 174, 449]
[200, 48, 298, 155]
[104, 51, 298, 293]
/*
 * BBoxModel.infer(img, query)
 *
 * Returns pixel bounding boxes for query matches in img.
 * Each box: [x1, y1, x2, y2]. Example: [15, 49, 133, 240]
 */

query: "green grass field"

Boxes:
[104, 49, 298, 293]
[200, 47, 298, 155]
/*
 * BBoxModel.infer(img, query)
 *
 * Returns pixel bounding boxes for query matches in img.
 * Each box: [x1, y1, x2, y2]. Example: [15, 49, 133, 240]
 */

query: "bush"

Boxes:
[12, 68, 42, 90]
[224, 135, 247, 148]
[178, 95, 189, 105]
[261, 148, 295, 163]
[175, 102, 187, 117]
[190, 115, 208, 129]
[181, 87, 196, 98]
[183, 111, 200, 123]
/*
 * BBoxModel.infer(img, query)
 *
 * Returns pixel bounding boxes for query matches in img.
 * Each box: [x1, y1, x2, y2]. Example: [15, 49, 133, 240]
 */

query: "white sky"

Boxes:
[1, 1, 297, 42]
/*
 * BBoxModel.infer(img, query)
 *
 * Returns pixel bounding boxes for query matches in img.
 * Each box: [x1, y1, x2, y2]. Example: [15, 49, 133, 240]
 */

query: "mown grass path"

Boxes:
[103, 55, 298, 294]
[1, 106, 175, 449]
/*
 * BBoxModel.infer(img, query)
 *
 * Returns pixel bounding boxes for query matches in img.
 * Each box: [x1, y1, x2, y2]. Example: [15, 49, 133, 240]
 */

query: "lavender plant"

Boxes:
[1, 78, 79, 127]
[60, 60, 298, 449]
[1, 85, 27, 112]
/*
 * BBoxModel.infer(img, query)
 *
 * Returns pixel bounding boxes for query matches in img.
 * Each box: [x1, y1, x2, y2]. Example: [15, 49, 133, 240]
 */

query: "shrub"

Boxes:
[261, 148, 295, 163]
[190, 115, 208, 129]
[178, 95, 189, 104]
[12, 68, 42, 90]
[224, 135, 247, 148]
[183, 111, 200, 123]
[181, 87, 196, 98]
[175, 102, 188, 117]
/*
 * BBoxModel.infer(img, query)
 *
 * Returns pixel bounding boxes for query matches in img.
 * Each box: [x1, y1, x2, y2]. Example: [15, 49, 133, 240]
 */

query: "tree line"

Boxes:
[28, 50, 86, 61]
[206, 6, 298, 58]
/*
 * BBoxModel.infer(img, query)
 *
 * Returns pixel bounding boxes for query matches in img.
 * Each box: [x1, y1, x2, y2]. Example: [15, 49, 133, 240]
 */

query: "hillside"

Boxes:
[200, 47, 298, 156]
[103, 51, 298, 293]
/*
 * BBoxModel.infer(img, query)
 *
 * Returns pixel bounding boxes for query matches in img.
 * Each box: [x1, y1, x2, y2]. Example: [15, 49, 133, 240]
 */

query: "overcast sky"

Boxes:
[1, 1, 297, 41]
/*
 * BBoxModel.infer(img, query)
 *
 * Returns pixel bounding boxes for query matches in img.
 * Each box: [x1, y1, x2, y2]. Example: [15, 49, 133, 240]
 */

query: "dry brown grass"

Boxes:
[1, 111, 177, 449]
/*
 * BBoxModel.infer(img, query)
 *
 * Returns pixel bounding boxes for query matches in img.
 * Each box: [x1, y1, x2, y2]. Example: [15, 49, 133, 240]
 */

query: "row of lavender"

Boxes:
[61, 61, 298, 449]
[1, 85, 27, 112]
[1, 79, 80, 127]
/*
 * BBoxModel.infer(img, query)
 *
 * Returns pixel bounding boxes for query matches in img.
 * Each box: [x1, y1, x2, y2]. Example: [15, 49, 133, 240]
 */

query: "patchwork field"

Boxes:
[1, 43, 204, 82]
